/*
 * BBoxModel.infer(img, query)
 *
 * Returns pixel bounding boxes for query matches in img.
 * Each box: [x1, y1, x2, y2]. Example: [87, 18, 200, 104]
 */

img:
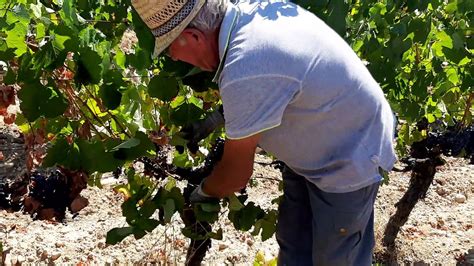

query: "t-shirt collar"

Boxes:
[212, 3, 239, 83]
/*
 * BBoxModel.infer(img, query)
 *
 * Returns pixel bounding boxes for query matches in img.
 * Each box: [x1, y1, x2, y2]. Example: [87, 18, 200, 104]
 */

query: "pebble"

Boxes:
[246, 239, 254, 246]
[4, 254, 12, 264]
[50, 252, 61, 261]
[55, 242, 65, 248]
[454, 194, 466, 203]
[436, 187, 449, 196]
[435, 177, 447, 186]
[39, 250, 48, 261]
[218, 243, 228, 251]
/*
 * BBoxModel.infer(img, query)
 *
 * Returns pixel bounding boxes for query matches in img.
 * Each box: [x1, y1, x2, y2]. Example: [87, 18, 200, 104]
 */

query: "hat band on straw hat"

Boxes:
[151, 0, 196, 38]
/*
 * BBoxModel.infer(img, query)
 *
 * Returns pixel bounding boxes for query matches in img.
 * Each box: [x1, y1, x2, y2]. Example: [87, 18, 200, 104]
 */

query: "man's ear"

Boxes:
[181, 28, 207, 45]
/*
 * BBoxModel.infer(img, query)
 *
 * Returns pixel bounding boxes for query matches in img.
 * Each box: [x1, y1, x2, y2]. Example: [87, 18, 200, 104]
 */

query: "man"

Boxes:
[132, 0, 397, 265]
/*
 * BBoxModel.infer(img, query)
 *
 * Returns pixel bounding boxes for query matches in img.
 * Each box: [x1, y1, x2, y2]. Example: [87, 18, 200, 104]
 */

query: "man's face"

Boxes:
[168, 28, 219, 72]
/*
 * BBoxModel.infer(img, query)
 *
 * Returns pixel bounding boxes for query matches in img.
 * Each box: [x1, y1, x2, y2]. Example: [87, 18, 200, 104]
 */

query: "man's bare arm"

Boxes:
[201, 134, 261, 198]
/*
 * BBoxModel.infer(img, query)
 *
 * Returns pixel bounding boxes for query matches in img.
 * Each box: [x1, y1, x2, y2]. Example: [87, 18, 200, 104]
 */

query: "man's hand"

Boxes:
[189, 181, 216, 203]
[181, 108, 224, 153]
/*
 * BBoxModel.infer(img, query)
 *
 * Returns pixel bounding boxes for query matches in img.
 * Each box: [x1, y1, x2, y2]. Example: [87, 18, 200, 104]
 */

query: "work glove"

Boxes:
[181, 107, 224, 153]
[189, 181, 217, 203]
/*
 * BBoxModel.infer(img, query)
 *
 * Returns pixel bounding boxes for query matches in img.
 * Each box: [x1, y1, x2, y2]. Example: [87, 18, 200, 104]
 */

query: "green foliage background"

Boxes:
[0, 0, 472, 244]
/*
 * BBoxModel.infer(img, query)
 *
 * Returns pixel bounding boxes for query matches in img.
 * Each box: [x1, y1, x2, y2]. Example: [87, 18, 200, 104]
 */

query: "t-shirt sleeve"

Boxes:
[220, 75, 301, 139]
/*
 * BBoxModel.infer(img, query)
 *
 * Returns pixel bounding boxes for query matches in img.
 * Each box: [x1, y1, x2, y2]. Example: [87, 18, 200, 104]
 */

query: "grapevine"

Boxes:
[0, 0, 472, 264]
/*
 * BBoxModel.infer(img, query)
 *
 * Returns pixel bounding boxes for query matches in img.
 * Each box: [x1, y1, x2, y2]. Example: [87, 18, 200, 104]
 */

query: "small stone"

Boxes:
[17, 255, 25, 264]
[28, 256, 35, 262]
[218, 243, 228, 251]
[246, 239, 254, 246]
[50, 253, 61, 261]
[55, 242, 65, 248]
[419, 224, 431, 235]
[97, 242, 106, 249]
[454, 194, 466, 203]
[5, 254, 14, 265]
[435, 177, 447, 186]
[39, 250, 48, 261]
[70, 196, 89, 213]
[436, 187, 448, 196]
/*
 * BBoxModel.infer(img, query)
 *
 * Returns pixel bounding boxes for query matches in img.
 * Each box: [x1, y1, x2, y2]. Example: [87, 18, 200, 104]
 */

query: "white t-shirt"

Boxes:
[214, 0, 397, 193]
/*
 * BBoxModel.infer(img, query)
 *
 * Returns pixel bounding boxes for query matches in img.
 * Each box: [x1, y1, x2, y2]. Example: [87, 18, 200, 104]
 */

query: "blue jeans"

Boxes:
[277, 166, 379, 266]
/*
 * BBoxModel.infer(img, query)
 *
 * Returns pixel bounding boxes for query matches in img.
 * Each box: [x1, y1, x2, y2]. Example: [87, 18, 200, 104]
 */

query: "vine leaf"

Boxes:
[5, 23, 28, 56]
[75, 48, 103, 85]
[163, 199, 175, 223]
[18, 82, 68, 121]
[131, 11, 155, 55]
[148, 75, 179, 102]
[227, 194, 244, 211]
[77, 140, 123, 173]
[60, 0, 83, 29]
[170, 102, 204, 126]
[228, 202, 265, 231]
[252, 210, 278, 241]
[194, 202, 220, 223]
[106, 227, 134, 245]
[99, 84, 123, 110]
[112, 131, 155, 161]
[43, 137, 81, 170]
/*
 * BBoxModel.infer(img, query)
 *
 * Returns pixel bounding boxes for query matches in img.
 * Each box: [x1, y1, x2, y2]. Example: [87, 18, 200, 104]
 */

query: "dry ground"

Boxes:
[1, 151, 473, 265]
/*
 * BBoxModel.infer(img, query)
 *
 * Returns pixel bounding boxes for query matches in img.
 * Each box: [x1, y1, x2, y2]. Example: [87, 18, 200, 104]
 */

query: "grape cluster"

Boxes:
[0, 180, 9, 209]
[411, 125, 474, 163]
[176, 138, 225, 186]
[140, 156, 175, 179]
[28, 170, 69, 212]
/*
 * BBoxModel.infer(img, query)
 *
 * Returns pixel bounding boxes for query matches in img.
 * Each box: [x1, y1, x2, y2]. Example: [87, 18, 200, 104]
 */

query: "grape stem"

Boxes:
[460, 92, 474, 129]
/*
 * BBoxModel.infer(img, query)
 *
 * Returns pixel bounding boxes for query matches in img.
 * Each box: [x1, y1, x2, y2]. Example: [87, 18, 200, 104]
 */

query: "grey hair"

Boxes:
[189, 0, 229, 33]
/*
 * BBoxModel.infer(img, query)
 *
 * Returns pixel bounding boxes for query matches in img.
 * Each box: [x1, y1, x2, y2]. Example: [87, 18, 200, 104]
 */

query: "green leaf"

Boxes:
[148, 75, 179, 101]
[432, 31, 453, 57]
[126, 48, 152, 71]
[77, 140, 123, 173]
[194, 202, 220, 223]
[113, 131, 155, 161]
[32, 41, 67, 72]
[122, 198, 140, 223]
[17, 82, 68, 120]
[227, 194, 244, 211]
[163, 199, 175, 222]
[60, 0, 81, 29]
[5, 23, 27, 56]
[106, 227, 134, 245]
[229, 202, 264, 231]
[139, 200, 158, 218]
[132, 228, 147, 239]
[136, 218, 160, 232]
[99, 84, 123, 110]
[131, 11, 155, 55]
[408, 17, 431, 43]
[75, 48, 103, 85]
[252, 210, 277, 241]
[326, 0, 349, 37]
[207, 228, 223, 240]
[42, 137, 81, 170]
[170, 102, 204, 126]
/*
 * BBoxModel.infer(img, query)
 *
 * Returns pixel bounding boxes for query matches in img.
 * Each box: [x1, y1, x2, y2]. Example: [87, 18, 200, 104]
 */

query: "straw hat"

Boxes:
[132, 0, 206, 57]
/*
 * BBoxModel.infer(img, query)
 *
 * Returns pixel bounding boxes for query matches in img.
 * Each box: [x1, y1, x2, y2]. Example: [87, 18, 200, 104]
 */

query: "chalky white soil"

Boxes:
[0, 125, 473, 265]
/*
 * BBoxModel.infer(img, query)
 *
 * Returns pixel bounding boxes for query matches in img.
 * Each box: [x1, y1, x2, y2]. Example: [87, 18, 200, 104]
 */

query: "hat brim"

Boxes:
[152, 0, 206, 58]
